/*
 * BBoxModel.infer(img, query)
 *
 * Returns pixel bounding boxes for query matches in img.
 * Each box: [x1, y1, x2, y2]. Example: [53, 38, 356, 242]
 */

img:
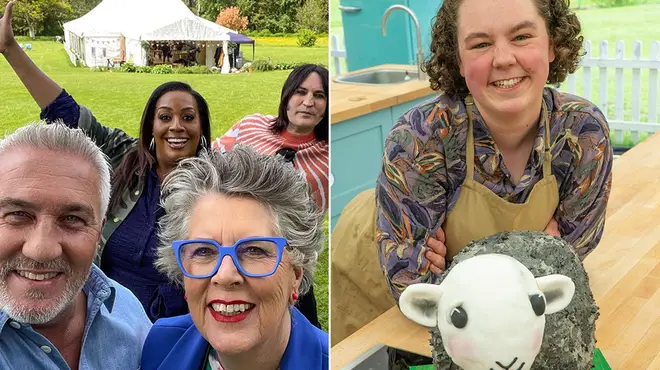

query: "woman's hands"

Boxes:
[544, 218, 561, 237]
[0, 2, 17, 55]
[426, 218, 561, 274]
[425, 228, 446, 275]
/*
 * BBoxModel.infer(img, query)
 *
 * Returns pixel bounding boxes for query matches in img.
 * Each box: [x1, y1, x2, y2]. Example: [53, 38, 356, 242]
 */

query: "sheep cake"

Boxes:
[399, 231, 599, 370]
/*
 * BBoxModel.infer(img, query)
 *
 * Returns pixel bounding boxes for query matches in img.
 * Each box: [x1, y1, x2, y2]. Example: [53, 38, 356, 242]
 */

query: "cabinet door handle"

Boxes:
[338, 5, 362, 13]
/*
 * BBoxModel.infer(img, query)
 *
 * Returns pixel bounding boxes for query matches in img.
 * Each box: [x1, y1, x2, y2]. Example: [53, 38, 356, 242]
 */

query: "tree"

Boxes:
[236, 0, 303, 33]
[68, 0, 101, 18]
[197, 0, 235, 21]
[296, 0, 327, 34]
[0, 0, 72, 37]
[215, 6, 248, 32]
[196, 0, 307, 34]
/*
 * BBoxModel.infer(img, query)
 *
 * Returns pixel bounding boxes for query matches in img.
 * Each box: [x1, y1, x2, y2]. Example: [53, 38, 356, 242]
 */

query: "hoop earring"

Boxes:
[199, 136, 208, 149]
[149, 137, 155, 152]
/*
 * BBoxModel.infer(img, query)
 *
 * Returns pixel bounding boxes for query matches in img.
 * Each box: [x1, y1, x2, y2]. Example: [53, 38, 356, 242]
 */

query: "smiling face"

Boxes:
[184, 193, 302, 355]
[285, 72, 327, 136]
[152, 90, 202, 168]
[0, 148, 102, 324]
[457, 0, 554, 117]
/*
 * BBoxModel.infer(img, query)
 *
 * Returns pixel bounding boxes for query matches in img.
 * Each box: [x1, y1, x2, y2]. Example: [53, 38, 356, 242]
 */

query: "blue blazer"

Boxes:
[141, 306, 328, 370]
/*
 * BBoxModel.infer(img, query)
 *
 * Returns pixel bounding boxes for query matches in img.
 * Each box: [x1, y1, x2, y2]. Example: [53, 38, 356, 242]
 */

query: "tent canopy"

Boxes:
[64, 0, 237, 41]
[228, 32, 254, 44]
[62, 0, 254, 68]
[227, 32, 255, 61]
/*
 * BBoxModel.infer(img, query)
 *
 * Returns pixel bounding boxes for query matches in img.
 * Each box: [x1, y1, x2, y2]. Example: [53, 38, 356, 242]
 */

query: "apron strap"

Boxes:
[465, 95, 475, 180]
[541, 98, 552, 179]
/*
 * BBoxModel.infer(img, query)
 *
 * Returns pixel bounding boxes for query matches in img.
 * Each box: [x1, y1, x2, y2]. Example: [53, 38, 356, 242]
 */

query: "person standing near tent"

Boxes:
[0, 1, 211, 322]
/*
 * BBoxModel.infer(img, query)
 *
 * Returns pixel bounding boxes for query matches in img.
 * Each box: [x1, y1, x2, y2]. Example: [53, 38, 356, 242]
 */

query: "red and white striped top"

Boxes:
[213, 114, 329, 213]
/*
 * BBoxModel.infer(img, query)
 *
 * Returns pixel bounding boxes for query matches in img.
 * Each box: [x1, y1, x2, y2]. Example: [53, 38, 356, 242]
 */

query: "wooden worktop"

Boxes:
[331, 64, 435, 124]
[331, 132, 660, 369]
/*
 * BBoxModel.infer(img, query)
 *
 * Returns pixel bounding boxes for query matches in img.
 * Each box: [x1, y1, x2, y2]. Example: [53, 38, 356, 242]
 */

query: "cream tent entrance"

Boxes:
[63, 0, 234, 69]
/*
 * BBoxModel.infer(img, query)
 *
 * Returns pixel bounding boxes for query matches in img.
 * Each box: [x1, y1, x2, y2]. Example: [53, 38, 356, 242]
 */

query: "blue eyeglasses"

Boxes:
[172, 237, 288, 278]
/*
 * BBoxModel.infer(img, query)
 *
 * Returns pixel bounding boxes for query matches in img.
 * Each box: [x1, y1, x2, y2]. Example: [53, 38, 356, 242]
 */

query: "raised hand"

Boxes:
[0, 1, 17, 55]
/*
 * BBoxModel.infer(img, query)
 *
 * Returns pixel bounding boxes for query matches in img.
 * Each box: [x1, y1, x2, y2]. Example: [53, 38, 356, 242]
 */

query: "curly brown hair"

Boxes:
[423, 0, 584, 99]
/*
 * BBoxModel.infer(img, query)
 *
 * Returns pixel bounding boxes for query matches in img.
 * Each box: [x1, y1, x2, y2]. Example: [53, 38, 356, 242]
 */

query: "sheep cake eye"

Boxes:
[529, 293, 546, 316]
[450, 306, 468, 328]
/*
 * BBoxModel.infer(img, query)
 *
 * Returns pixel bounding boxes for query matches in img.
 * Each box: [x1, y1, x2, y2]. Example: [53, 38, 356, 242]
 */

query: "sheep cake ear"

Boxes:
[399, 284, 444, 327]
[535, 274, 575, 314]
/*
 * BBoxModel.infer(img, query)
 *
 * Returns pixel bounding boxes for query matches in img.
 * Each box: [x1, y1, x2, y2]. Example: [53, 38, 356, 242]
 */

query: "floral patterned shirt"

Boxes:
[375, 87, 613, 300]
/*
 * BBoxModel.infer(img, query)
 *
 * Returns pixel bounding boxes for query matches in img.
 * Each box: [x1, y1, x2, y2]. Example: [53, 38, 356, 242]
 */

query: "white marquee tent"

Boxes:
[63, 0, 235, 70]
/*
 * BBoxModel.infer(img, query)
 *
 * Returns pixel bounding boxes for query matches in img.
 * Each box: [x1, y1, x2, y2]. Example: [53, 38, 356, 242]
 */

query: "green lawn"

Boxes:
[249, 45, 328, 64]
[1, 40, 326, 138]
[0, 38, 329, 331]
[330, 2, 660, 147]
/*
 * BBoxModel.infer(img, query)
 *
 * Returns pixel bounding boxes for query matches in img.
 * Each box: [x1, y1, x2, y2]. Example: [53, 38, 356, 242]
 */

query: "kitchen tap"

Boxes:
[381, 4, 428, 82]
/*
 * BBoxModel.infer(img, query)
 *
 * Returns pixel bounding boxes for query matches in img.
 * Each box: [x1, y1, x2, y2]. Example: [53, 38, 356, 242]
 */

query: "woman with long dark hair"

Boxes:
[214, 64, 329, 213]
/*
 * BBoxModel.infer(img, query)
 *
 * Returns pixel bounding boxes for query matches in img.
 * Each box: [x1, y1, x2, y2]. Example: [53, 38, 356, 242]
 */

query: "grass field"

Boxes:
[330, 1, 660, 147]
[0, 37, 329, 331]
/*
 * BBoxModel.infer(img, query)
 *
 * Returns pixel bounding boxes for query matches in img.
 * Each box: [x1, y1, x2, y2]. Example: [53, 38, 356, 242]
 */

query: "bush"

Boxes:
[173, 66, 194, 74]
[250, 59, 274, 71]
[119, 61, 137, 72]
[151, 64, 173, 74]
[272, 62, 306, 70]
[135, 66, 152, 73]
[297, 29, 317, 47]
[189, 65, 213, 74]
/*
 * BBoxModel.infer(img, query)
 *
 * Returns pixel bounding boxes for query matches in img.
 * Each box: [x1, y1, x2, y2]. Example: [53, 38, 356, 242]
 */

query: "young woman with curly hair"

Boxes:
[374, 0, 613, 307]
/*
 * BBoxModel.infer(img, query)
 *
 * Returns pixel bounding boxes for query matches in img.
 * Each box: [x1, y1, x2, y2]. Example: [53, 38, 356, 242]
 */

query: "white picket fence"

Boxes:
[330, 37, 660, 145]
[562, 40, 660, 144]
[330, 35, 346, 75]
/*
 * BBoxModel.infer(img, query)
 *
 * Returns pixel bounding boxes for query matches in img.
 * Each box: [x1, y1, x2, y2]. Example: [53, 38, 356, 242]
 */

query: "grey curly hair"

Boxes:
[154, 145, 325, 295]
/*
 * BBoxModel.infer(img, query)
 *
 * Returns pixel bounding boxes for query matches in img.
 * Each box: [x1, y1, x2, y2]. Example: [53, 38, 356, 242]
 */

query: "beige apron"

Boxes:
[443, 95, 559, 260]
[330, 188, 396, 346]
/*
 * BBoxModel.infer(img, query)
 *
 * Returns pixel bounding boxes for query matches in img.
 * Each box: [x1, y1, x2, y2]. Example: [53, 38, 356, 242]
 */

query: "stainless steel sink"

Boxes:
[334, 69, 419, 85]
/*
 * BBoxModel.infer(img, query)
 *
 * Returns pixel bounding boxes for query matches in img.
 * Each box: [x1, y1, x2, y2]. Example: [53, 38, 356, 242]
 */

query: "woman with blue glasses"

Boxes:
[141, 145, 327, 370]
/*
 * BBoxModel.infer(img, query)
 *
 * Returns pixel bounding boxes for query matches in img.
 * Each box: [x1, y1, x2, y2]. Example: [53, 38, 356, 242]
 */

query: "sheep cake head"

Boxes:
[398, 231, 599, 370]
[400, 254, 575, 370]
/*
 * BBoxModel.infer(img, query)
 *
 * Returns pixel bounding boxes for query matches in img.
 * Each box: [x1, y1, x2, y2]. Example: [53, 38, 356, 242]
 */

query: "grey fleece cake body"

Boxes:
[429, 231, 599, 370]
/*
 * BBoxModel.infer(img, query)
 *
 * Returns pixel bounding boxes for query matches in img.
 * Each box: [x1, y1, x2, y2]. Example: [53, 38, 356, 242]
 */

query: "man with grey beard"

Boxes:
[0, 123, 152, 369]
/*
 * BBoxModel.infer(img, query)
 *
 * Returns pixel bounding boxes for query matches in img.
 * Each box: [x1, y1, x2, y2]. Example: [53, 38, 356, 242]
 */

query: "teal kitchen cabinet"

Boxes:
[339, 0, 443, 72]
[330, 94, 437, 230]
